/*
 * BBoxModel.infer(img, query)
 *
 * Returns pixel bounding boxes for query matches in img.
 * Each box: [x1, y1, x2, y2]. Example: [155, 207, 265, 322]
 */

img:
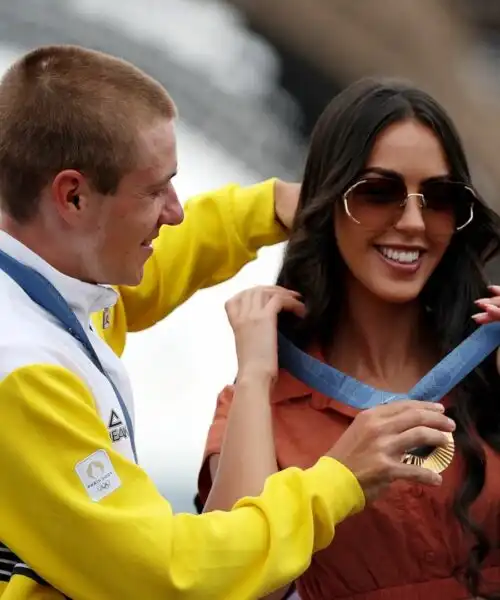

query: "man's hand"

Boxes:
[274, 181, 301, 230]
[327, 400, 456, 501]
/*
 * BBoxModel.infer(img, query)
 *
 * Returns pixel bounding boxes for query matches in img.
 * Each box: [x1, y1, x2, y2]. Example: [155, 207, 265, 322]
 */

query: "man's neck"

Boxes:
[0, 216, 85, 281]
[328, 278, 438, 393]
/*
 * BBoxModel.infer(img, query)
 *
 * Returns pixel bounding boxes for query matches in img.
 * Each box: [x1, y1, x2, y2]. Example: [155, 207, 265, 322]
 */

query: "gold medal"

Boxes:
[401, 431, 455, 474]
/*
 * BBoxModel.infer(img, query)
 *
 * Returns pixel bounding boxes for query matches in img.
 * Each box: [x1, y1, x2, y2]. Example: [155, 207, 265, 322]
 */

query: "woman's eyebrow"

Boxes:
[423, 174, 452, 183]
[360, 167, 402, 179]
[360, 167, 451, 184]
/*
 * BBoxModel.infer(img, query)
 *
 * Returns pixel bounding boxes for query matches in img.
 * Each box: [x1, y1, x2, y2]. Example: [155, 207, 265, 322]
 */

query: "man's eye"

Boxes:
[150, 188, 166, 199]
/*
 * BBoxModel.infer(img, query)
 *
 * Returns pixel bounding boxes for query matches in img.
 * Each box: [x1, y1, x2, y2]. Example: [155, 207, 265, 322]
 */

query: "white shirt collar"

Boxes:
[0, 231, 118, 321]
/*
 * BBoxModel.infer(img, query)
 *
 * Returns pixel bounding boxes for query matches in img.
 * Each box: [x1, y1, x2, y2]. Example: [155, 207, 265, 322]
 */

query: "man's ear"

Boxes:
[50, 170, 90, 223]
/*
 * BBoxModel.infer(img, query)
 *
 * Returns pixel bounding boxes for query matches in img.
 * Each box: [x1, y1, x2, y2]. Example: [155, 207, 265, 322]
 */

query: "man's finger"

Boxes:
[388, 462, 443, 487]
[393, 427, 452, 455]
[389, 409, 455, 435]
[367, 400, 446, 419]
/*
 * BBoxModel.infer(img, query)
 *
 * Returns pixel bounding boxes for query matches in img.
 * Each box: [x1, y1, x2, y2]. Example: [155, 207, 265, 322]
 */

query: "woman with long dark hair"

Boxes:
[197, 78, 500, 599]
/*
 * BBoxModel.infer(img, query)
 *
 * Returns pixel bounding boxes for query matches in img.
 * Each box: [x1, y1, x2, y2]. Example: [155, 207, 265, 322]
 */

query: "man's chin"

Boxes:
[103, 266, 145, 288]
[122, 269, 145, 287]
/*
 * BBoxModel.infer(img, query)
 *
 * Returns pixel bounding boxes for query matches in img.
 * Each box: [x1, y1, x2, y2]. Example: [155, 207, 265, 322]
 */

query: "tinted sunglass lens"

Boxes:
[346, 179, 406, 228]
[353, 179, 404, 204]
[424, 182, 474, 230]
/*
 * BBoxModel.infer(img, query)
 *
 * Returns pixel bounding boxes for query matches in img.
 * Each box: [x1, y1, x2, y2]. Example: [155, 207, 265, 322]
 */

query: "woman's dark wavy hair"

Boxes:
[277, 77, 500, 598]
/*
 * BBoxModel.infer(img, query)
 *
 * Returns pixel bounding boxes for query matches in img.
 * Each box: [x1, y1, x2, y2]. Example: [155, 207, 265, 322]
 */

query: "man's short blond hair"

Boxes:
[0, 45, 177, 222]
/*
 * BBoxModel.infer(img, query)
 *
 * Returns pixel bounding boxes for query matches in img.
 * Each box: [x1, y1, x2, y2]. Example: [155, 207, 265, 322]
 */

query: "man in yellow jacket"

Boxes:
[0, 44, 454, 600]
[93, 177, 294, 356]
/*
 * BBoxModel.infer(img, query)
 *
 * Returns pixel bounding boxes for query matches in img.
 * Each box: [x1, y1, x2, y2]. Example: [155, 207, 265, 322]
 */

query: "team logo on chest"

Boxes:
[102, 307, 111, 329]
[108, 409, 129, 443]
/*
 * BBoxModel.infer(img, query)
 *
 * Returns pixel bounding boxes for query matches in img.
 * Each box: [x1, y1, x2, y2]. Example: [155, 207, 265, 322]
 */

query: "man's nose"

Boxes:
[160, 185, 184, 226]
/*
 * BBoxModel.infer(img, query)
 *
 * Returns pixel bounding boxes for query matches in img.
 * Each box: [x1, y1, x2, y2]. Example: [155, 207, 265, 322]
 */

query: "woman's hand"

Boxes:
[473, 285, 500, 325]
[473, 285, 500, 374]
[225, 285, 305, 382]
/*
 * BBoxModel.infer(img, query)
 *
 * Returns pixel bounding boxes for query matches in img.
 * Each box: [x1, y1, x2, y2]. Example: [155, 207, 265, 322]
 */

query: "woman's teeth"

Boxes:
[379, 247, 420, 264]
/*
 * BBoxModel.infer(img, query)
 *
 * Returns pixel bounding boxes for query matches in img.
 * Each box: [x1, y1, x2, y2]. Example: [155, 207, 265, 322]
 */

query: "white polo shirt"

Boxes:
[0, 230, 136, 463]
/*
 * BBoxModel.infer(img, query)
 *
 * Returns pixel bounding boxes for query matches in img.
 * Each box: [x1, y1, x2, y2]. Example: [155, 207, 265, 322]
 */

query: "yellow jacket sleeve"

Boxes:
[0, 364, 364, 600]
[94, 179, 286, 356]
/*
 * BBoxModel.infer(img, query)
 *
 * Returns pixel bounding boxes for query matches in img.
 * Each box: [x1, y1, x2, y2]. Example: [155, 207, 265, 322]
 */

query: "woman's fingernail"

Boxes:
[477, 301, 496, 309]
[472, 314, 484, 321]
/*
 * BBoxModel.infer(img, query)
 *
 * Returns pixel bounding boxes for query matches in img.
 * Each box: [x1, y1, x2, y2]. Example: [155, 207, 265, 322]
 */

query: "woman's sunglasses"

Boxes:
[342, 177, 476, 234]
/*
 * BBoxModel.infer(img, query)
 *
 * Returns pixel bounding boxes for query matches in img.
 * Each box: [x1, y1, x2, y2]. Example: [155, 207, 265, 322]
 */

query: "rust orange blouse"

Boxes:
[198, 360, 500, 599]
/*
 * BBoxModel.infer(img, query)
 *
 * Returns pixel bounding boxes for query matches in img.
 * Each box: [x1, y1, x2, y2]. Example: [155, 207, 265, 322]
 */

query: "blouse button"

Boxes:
[412, 485, 423, 497]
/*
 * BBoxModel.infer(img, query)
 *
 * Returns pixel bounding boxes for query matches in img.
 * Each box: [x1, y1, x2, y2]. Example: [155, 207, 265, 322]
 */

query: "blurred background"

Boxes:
[3, 0, 500, 511]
